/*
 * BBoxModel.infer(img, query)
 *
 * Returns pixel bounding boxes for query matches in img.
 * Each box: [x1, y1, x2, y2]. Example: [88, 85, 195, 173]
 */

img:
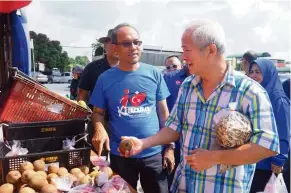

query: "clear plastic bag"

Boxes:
[214, 110, 252, 173]
[51, 176, 74, 192]
[263, 173, 288, 193]
[63, 136, 76, 150]
[63, 134, 88, 150]
[68, 184, 98, 193]
[5, 140, 28, 157]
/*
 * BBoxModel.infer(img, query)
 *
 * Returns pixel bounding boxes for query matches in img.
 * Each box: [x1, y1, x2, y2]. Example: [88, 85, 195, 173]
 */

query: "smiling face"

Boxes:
[181, 31, 208, 75]
[113, 26, 142, 65]
[165, 57, 182, 72]
[249, 63, 263, 84]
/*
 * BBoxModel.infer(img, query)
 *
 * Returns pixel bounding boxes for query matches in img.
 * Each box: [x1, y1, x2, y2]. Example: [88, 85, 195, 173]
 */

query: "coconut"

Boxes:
[48, 164, 59, 174]
[6, 170, 22, 184]
[47, 173, 58, 183]
[57, 167, 68, 176]
[70, 168, 81, 175]
[40, 184, 58, 193]
[20, 161, 34, 173]
[100, 167, 113, 178]
[21, 170, 36, 184]
[0, 183, 14, 193]
[36, 171, 47, 178]
[79, 175, 92, 185]
[119, 139, 133, 154]
[33, 160, 46, 171]
[28, 175, 48, 191]
[19, 187, 36, 193]
[79, 165, 89, 175]
[75, 172, 85, 180]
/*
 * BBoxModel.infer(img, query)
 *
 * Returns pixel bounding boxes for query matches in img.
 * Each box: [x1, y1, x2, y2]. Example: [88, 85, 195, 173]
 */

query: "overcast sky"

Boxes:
[24, 0, 291, 61]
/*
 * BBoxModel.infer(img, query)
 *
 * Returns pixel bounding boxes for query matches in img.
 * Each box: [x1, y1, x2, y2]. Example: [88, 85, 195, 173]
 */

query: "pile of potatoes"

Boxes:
[0, 159, 107, 193]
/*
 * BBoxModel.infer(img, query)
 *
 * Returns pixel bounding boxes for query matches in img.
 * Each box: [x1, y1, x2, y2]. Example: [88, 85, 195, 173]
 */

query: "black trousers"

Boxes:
[283, 153, 290, 193]
[110, 153, 169, 193]
[250, 169, 273, 193]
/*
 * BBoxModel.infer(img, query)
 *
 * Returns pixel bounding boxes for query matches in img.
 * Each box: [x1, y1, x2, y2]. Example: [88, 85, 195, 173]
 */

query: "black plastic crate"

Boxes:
[0, 135, 91, 184]
[2, 119, 86, 140]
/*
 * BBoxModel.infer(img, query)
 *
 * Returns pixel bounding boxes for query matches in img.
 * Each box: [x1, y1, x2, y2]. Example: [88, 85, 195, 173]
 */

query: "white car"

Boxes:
[31, 72, 48, 83]
[60, 72, 72, 83]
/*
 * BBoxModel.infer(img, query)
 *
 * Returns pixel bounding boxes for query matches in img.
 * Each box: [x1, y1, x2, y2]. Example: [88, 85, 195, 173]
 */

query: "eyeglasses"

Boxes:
[115, 40, 143, 47]
[166, 64, 178, 70]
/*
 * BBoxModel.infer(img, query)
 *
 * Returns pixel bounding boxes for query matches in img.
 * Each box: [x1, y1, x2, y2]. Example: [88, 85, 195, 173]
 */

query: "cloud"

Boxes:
[24, 0, 291, 61]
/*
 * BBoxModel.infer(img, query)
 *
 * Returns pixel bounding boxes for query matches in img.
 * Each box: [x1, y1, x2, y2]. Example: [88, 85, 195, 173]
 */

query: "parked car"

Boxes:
[48, 73, 62, 83]
[31, 72, 48, 83]
[60, 72, 72, 83]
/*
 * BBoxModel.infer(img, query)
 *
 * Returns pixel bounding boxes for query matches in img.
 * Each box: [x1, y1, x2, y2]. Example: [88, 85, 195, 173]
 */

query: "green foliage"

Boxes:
[75, 56, 90, 66]
[29, 31, 89, 71]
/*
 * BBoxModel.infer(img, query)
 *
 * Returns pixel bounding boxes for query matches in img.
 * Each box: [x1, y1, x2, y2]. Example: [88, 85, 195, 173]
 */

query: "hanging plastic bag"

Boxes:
[213, 109, 252, 173]
[62, 134, 88, 150]
[5, 140, 28, 157]
[263, 173, 288, 193]
[63, 136, 76, 150]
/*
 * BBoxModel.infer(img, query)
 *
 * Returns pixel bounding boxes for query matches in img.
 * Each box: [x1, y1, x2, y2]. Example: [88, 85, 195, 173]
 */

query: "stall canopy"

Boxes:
[0, 1, 32, 13]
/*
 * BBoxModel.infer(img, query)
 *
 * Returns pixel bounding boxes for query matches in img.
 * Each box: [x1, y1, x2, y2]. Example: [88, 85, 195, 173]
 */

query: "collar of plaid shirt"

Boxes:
[166, 64, 279, 193]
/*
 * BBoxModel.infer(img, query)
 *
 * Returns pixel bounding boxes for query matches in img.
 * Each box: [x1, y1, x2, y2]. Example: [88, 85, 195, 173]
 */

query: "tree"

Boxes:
[92, 39, 104, 56]
[29, 31, 71, 72]
[75, 56, 90, 66]
[261, 52, 271, 57]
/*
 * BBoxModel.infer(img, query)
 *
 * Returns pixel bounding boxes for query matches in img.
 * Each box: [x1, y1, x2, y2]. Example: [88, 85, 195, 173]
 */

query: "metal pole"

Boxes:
[30, 39, 35, 76]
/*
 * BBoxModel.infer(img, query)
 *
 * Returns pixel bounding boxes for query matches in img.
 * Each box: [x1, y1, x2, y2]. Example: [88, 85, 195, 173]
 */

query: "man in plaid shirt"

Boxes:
[120, 19, 279, 193]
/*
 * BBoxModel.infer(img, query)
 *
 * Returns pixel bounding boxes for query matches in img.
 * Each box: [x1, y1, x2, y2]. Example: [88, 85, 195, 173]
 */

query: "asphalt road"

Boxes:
[43, 83, 70, 98]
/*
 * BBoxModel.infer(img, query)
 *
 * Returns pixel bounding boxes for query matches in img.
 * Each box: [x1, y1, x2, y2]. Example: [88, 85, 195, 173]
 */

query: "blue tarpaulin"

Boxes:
[10, 11, 29, 75]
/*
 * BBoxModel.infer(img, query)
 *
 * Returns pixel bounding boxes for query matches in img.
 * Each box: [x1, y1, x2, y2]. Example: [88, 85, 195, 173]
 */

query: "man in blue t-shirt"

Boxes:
[89, 23, 171, 193]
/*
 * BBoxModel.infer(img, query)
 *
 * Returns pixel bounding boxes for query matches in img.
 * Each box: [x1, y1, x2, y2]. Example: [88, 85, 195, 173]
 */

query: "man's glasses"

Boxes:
[166, 64, 178, 70]
[115, 40, 143, 48]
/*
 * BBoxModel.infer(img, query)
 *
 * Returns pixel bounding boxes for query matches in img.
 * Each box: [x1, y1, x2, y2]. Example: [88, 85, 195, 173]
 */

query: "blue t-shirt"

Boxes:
[164, 68, 188, 111]
[90, 63, 170, 158]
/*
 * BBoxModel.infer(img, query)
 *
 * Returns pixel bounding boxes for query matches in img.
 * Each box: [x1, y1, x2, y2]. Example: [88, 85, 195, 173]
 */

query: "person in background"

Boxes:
[78, 29, 119, 103]
[89, 23, 172, 193]
[120, 19, 279, 193]
[78, 29, 119, 156]
[241, 50, 257, 75]
[283, 78, 290, 99]
[165, 55, 183, 73]
[249, 59, 290, 193]
[163, 64, 189, 189]
[282, 78, 290, 193]
[70, 65, 84, 100]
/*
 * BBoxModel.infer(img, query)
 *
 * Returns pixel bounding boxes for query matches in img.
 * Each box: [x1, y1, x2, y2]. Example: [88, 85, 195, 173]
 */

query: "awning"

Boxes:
[0, 1, 32, 13]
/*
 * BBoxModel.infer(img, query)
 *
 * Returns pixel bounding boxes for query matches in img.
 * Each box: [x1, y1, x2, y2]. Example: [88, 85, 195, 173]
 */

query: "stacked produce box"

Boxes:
[0, 69, 93, 192]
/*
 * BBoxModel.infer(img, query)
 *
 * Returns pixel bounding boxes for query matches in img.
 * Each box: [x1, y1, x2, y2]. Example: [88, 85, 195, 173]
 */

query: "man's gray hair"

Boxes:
[184, 19, 226, 55]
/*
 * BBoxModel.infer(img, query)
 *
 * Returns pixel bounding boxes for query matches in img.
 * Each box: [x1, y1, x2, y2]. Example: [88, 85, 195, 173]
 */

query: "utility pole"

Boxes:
[30, 39, 35, 76]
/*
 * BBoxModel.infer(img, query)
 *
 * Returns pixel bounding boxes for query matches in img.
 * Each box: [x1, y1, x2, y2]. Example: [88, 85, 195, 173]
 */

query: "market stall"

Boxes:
[0, 2, 137, 193]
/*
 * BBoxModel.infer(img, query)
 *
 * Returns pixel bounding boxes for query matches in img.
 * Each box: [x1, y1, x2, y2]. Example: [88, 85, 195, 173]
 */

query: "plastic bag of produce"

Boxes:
[100, 176, 131, 193]
[214, 109, 252, 173]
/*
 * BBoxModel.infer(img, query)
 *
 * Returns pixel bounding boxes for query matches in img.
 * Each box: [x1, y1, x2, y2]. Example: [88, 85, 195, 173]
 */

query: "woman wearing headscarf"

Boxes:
[70, 65, 84, 100]
[248, 58, 290, 193]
